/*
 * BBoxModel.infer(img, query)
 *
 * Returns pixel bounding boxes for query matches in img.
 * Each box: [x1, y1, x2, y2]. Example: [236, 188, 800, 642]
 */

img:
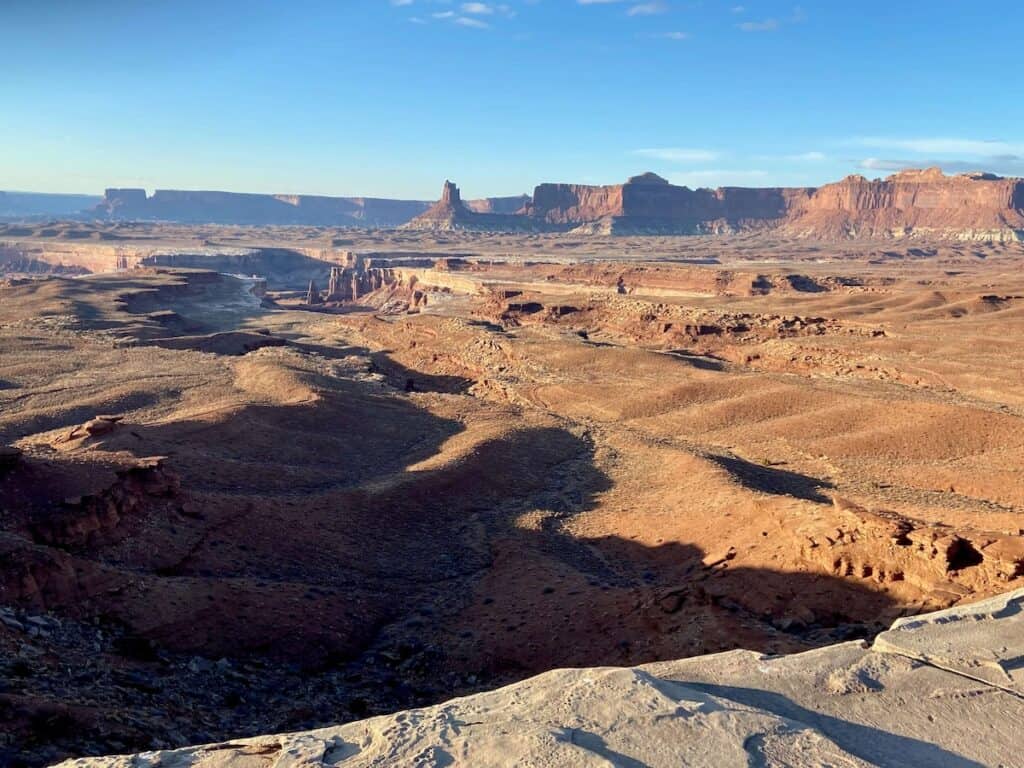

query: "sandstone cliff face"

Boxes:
[528, 181, 625, 224]
[527, 173, 813, 233]
[784, 168, 1024, 240]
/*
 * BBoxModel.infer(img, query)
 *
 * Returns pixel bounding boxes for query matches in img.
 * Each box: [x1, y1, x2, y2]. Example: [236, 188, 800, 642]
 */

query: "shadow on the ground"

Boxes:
[708, 454, 834, 503]
[678, 683, 985, 768]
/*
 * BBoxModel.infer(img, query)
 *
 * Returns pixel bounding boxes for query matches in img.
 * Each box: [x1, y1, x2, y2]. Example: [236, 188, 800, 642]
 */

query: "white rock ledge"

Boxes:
[54, 589, 1024, 768]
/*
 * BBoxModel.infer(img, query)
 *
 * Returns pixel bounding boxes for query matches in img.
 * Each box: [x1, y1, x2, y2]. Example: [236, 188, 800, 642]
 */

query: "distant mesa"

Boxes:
[92, 188, 432, 228]
[5, 167, 1023, 241]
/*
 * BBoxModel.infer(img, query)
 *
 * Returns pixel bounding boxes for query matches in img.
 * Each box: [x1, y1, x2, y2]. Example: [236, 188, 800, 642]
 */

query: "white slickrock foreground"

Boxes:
[56, 589, 1024, 768]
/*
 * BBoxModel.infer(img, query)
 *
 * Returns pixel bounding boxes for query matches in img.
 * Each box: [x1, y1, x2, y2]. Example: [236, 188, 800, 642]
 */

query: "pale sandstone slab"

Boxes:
[872, 587, 1024, 696]
[54, 591, 1024, 768]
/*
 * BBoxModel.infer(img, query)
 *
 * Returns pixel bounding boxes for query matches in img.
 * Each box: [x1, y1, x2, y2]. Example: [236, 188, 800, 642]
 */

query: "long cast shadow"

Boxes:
[679, 683, 985, 768]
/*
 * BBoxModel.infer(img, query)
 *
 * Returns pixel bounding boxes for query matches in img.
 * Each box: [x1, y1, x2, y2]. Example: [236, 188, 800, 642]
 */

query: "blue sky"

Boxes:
[2, 0, 1021, 198]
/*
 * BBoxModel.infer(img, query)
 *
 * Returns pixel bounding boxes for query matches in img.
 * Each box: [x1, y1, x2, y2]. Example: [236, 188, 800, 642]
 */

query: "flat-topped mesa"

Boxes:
[784, 167, 1024, 240]
[92, 189, 431, 227]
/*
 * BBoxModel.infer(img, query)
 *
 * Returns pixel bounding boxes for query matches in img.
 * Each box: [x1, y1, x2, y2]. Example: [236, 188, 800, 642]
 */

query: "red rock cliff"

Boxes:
[785, 168, 1024, 239]
[528, 173, 812, 232]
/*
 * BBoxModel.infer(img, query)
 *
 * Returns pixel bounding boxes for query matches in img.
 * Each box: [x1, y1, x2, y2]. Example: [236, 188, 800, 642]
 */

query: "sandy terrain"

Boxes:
[0, 227, 1021, 765]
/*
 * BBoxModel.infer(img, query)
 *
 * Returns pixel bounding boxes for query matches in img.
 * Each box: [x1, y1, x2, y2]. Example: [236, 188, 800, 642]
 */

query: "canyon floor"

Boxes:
[1, 227, 1022, 766]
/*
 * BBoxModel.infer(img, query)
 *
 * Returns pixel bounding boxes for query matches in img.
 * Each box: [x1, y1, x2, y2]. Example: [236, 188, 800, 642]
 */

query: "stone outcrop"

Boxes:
[56, 588, 1024, 767]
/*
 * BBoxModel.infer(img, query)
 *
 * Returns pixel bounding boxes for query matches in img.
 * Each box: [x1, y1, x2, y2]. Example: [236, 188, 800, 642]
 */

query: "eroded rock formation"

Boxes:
[323, 252, 401, 302]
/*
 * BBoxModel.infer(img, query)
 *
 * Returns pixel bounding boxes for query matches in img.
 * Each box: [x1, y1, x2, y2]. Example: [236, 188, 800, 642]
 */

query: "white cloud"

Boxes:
[392, 0, 414, 6]
[461, 2, 493, 14]
[786, 151, 826, 161]
[633, 147, 719, 162]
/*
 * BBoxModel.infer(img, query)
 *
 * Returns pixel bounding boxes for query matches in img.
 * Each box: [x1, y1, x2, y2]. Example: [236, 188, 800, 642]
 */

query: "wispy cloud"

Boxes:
[737, 7, 806, 32]
[849, 137, 1024, 156]
[633, 147, 719, 162]
[786, 151, 826, 161]
[658, 31, 690, 40]
[455, 15, 490, 27]
[627, 2, 667, 16]
[859, 156, 1024, 176]
[424, 3, 512, 29]
[738, 18, 778, 32]
[847, 136, 1024, 176]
